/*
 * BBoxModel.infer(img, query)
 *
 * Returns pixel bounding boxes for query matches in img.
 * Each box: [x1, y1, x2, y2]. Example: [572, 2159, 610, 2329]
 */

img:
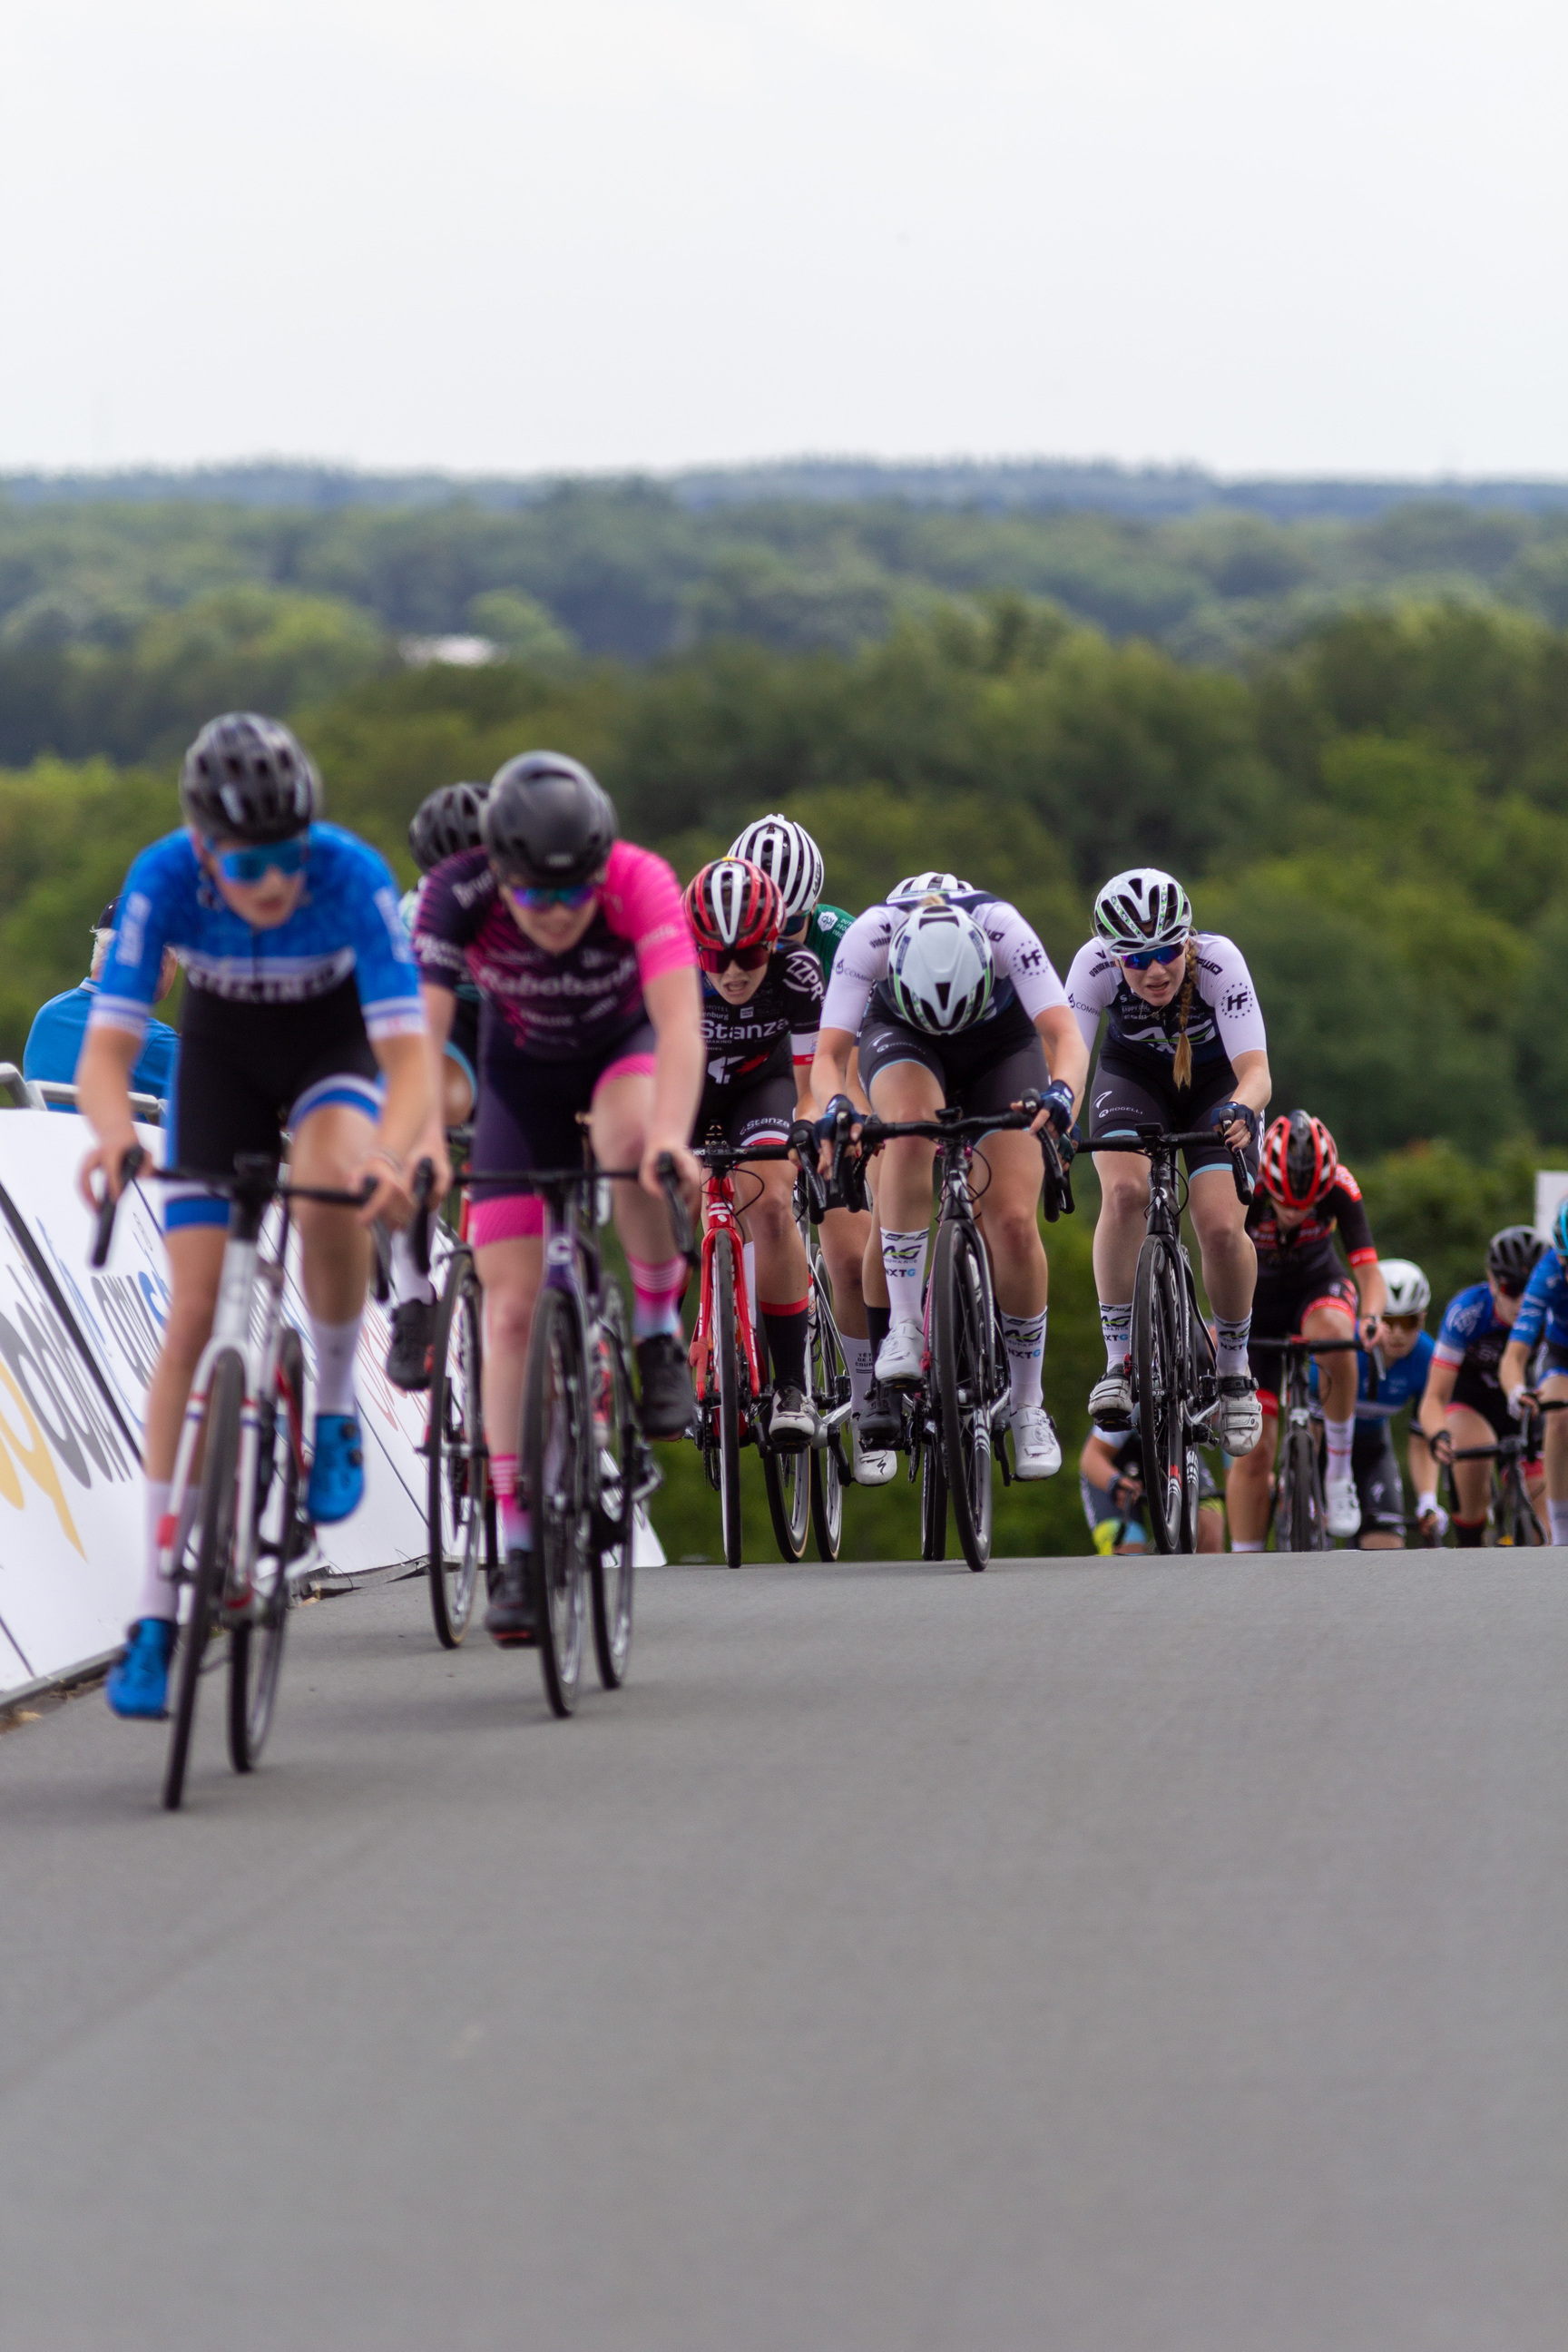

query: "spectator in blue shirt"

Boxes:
[24, 900, 180, 1107]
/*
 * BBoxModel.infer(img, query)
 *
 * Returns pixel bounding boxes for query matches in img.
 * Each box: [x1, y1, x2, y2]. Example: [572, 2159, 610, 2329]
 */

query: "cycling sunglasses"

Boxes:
[505, 879, 599, 912]
[699, 940, 772, 974]
[1383, 1313, 1423, 1333]
[208, 835, 309, 885]
[1117, 940, 1187, 971]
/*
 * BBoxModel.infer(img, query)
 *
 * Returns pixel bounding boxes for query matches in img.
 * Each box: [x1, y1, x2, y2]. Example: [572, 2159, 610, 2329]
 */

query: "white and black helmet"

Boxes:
[887, 904, 995, 1034]
[1377, 1259, 1431, 1318]
[727, 814, 825, 919]
[888, 870, 970, 907]
[1093, 867, 1192, 954]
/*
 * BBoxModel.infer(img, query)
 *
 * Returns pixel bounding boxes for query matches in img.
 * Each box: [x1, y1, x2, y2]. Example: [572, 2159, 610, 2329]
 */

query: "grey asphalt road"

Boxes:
[0, 1551, 1563, 2352]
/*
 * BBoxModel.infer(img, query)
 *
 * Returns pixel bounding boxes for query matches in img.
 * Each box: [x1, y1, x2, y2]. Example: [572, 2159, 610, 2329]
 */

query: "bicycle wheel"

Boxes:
[712, 1239, 746, 1568]
[427, 1248, 487, 1647]
[1500, 1463, 1544, 1545]
[163, 1349, 243, 1811]
[931, 1220, 997, 1572]
[229, 1329, 305, 1772]
[1132, 1233, 1185, 1554]
[919, 1421, 947, 1560]
[808, 1270, 848, 1563]
[590, 1285, 638, 1688]
[1277, 1426, 1327, 1552]
[523, 1287, 590, 1717]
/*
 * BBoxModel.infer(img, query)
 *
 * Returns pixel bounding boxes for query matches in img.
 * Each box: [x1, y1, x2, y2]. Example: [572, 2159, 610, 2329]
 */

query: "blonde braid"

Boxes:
[1171, 937, 1199, 1091]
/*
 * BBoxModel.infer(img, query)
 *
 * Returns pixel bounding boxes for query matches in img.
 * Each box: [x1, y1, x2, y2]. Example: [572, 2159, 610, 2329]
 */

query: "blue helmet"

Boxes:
[1553, 1200, 1568, 1262]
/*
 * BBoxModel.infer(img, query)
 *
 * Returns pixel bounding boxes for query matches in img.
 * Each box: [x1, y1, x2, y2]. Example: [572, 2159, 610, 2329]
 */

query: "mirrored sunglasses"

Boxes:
[699, 940, 772, 974]
[1119, 941, 1186, 972]
[211, 835, 309, 885]
[506, 879, 599, 912]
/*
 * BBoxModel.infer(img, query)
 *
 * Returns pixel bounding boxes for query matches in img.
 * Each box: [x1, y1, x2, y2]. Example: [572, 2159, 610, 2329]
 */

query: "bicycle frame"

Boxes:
[691, 1156, 766, 1428]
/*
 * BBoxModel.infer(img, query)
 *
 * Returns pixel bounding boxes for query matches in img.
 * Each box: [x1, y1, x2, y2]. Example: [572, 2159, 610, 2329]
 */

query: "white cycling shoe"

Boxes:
[1011, 1406, 1062, 1479]
[1213, 1374, 1263, 1457]
[874, 1322, 926, 1387]
[850, 1417, 897, 1486]
[1325, 1472, 1362, 1542]
[1087, 1366, 1133, 1430]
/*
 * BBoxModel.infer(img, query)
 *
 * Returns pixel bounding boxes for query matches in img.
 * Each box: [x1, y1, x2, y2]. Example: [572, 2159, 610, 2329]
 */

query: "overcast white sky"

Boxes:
[3, 0, 1565, 479]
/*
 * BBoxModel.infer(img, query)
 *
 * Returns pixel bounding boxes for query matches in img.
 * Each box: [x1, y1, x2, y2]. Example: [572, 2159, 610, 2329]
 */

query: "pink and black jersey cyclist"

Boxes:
[413, 751, 703, 1647]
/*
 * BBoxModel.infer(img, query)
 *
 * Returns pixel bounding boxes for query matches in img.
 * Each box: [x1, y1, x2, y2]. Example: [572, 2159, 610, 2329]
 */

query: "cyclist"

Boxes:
[686, 856, 824, 1448]
[1311, 1258, 1437, 1549]
[1495, 1211, 1568, 1545]
[729, 814, 892, 1485]
[1226, 1110, 1388, 1547]
[1067, 868, 1270, 1459]
[1418, 1227, 1544, 1544]
[1080, 1425, 1225, 1553]
[413, 750, 703, 1645]
[25, 899, 181, 1104]
[77, 712, 433, 1720]
[385, 780, 489, 1392]
[810, 886, 1088, 1478]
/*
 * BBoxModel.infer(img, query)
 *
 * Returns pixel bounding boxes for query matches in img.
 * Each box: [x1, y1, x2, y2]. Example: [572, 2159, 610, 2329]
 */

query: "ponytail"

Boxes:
[1171, 937, 1199, 1091]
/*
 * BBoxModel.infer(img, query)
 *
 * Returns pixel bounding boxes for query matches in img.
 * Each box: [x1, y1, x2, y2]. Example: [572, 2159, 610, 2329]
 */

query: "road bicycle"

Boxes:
[1079, 1125, 1251, 1554]
[849, 1095, 1069, 1573]
[690, 1130, 849, 1568]
[799, 1177, 851, 1563]
[93, 1148, 373, 1810]
[1249, 1334, 1363, 1552]
[409, 1127, 497, 1648]
[1436, 1395, 1565, 1546]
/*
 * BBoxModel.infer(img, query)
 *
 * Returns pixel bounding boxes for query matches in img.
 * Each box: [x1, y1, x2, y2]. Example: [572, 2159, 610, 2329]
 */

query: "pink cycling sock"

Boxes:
[489, 1451, 532, 1555]
[627, 1253, 688, 1340]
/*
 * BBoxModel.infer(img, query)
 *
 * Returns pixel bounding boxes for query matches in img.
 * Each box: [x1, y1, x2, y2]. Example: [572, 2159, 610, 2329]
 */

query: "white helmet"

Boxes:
[889, 870, 970, 906]
[887, 904, 995, 1034]
[1378, 1258, 1431, 1318]
[1093, 867, 1192, 954]
[727, 814, 825, 919]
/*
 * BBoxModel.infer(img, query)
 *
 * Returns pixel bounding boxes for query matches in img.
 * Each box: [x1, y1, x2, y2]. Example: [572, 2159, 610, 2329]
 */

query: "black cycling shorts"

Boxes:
[167, 977, 381, 1232]
[1088, 1050, 1260, 1180]
[468, 1018, 656, 1246]
[695, 1063, 798, 1157]
[1250, 1265, 1357, 1395]
[1449, 1369, 1514, 1441]
[1350, 1419, 1406, 1535]
[858, 996, 1048, 1122]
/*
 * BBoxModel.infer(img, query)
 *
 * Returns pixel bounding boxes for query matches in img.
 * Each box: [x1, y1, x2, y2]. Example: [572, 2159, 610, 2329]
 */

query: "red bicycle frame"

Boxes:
[691, 1160, 766, 1429]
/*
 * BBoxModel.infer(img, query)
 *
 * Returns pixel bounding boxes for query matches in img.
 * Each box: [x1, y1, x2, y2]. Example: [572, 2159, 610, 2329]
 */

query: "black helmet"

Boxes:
[179, 712, 319, 844]
[409, 780, 490, 873]
[483, 751, 616, 887]
[1486, 1223, 1544, 1293]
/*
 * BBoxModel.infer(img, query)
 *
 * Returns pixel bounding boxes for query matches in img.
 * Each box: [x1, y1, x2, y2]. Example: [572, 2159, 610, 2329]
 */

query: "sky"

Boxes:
[3, 0, 1567, 481]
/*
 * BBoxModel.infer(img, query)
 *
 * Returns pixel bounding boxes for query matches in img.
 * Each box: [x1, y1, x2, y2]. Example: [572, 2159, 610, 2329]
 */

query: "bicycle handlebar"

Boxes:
[90, 1145, 146, 1269]
[1089, 1123, 1254, 1206]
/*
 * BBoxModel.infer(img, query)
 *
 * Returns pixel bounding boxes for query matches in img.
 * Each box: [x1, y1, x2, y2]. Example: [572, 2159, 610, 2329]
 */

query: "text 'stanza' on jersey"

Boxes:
[1064, 932, 1267, 1073]
[820, 891, 1068, 1036]
[90, 825, 424, 1049]
[701, 946, 823, 1090]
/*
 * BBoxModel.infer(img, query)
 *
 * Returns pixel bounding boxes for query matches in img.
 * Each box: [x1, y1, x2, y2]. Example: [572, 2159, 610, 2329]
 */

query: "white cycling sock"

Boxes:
[1214, 1314, 1251, 1377]
[1230, 1539, 1264, 1553]
[140, 1478, 176, 1621]
[310, 1312, 363, 1417]
[1001, 1308, 1046, 1414]
[881, 1230, 929, 1327]
[389, 1226, 436, 1308]
[846, 1338, 875, 1416]
[1325, 1415, 1355, 1476]
[1099, 1301, 1132, 1374]
[1550, 1499, 1568, 1547]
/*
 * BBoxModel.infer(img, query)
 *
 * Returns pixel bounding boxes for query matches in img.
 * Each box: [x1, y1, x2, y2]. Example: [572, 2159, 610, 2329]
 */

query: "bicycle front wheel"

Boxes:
[523, 1287, 590, 1717]
[932, 1220, 996, 1572]
[590, 1286, 638, 1689]
[919, 1422, 947, 1560]
[1277, 1426, 1327, 1552]
[427, 1248, 487, 1647]
[1132, 1233, 1186, 1554]
[1500, 1462, 1544, 1545]
[711, 1240, 746, 1568]
[808, 1269, 848, 1563]
[164, 1349, 244, 1811]
[229, 1328, 305, 1773]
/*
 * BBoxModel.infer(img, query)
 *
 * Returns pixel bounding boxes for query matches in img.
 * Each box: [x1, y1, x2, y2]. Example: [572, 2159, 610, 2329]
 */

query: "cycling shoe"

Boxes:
[105, 1617, 176, 1720]
[307, 1412, 365, 1524]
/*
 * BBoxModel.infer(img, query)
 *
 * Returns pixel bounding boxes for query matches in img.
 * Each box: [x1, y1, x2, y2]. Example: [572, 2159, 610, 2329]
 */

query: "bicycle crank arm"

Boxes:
[818, 1401, 853, 1436]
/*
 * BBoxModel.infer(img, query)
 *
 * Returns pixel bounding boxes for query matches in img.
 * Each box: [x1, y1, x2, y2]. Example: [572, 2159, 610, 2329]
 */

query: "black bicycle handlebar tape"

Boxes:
[410, 1157, 436, 1280]
[1230, 1146, 1254, 1205]
[91, 1143, 147, 1269]
[654, 1151, 699, 1268]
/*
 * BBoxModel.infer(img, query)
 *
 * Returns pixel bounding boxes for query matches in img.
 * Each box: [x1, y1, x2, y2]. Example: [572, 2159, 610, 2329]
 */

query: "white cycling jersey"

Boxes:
[1065, 931, 1266, 1071]
[821, 891, 1070, 1035]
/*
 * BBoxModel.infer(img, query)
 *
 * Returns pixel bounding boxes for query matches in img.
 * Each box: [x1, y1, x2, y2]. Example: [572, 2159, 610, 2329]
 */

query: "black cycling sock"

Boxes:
[1455, 1518, 1486, 1547]
[867, 1304, 891, 1363]
[763, 1302, 808, 1394]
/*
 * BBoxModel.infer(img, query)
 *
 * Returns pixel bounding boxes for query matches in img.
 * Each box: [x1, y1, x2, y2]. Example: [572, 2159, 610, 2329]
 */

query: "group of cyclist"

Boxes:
[76, 708, 1566, 1723]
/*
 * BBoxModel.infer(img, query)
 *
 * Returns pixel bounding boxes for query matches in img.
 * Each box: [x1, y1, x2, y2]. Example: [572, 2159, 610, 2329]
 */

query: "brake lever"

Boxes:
[90, 1143, 146, 1269]
[654, 1151, 699, 1269]
[1230, 1145, 1254, 1206]
[410, 1156, 436, 1280]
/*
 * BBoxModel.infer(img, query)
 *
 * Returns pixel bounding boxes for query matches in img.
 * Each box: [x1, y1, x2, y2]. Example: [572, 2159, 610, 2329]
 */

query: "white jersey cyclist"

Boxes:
[822, 889, 1070, 1040]
[1065, 931, 1267, 1078]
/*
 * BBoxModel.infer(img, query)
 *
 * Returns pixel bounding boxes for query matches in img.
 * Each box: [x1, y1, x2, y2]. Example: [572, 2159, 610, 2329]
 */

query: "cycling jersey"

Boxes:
[821, 892, 1068, 1036]
[26, 979, 179, 1103]
[1310, 1331, 1434, 1425]
[91, 825, 423, 1047]
[1505, 1250, 1568, 1353]
[1248, 1171, 1377, 1282]
[1065, 932, 1266, 1075]
[413, 840, 691, 1061]
[797, 901, 854, 985]
[701, 946, 822, 1091]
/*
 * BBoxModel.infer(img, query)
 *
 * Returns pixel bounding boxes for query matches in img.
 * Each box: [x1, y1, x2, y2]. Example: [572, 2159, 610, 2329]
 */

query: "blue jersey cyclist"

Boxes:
[77, 712, 434, 1722]
[1311, 1259, 1437, 1548]
[1419, 1224, 1544, 1545]
[1498, 1207, 1568, 1546]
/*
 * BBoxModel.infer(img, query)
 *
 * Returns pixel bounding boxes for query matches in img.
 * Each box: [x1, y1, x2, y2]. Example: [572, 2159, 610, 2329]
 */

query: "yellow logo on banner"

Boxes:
[0, 1360, 83, 1554]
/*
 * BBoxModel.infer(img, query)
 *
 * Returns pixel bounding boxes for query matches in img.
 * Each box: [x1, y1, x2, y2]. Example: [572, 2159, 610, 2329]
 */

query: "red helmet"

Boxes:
[1260, 1110, 1338, 1210]
[684, 858, 783, 964]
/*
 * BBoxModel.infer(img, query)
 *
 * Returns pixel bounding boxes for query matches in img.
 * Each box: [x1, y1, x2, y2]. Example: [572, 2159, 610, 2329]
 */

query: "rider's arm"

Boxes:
[1417, 1353, 1457, 1449]
[1499, 1335, 1533, 1405]
[642, 962, 705, 1191]
[74, 1024, 142, 1205]
[1080, 1430, 1125, 1494]
[810, 1027, 856, 1114]
[360, 1030, 436, 1217]
[1033, 1004, 1089, 1123]
[403, 981, 458, 1198]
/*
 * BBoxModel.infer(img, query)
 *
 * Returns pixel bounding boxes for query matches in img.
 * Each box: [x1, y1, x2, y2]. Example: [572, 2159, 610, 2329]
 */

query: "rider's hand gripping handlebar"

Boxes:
[653, 1152, 700, 1269]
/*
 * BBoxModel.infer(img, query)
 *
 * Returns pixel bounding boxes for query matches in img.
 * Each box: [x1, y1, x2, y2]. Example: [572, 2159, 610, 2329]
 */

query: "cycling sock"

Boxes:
[1001, 1308, 1046, 1414]
[846, 1338, 875, 1416]
[1100, 1301, 1132, 1374]
[627, 1252, 687, 1340]
[310, 1313, 362, 1416]
[1214, 1314, 1252, 1377]
[489, 1451, 532, 1555]
[762, 1297, 808, 1393]
[1550, 1499, 1568, 1547]
[1324, 1416, 1355, 1478]
[389, 1225, 436, 1308]
[1230, 1539, 1264, 1553]
[1455, 1517, 1486, 1547]
[141, 1478, 177, 1621]
[881, 1229, 929, 1326]
[867, 1304, 891, 1362]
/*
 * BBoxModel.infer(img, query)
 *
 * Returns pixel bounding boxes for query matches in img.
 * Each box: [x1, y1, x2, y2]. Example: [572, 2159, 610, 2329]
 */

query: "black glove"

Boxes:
[1210, 1100, 1258, 1146]
[814, 1094, 857, 1149]
[1040, 1080, 1075, 1137]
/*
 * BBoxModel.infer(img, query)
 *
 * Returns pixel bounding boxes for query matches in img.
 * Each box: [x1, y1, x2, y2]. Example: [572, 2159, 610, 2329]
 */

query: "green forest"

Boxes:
[2, 477, 1563, 1553]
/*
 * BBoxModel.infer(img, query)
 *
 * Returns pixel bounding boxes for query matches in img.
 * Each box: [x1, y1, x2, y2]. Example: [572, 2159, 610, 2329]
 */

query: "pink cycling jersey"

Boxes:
[414, 839, 693, 1062]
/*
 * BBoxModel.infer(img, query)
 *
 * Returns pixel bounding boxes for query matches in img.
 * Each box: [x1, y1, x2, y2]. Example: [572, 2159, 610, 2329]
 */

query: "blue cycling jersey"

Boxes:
[1509, 1250, 1568, 1353]
[1309, 1329, 1433, 1425]
[25, 980, 179, 1102]
[90, 826, 423, 1048]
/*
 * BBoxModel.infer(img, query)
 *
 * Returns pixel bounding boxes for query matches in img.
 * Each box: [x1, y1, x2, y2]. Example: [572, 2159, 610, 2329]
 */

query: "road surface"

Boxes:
[1, 1552, 1563, 2350]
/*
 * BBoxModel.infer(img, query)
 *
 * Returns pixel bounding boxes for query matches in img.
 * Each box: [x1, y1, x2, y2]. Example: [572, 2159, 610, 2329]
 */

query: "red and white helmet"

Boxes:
[683, 857, 783, 955]
[1260, 1110, 1338, 1210]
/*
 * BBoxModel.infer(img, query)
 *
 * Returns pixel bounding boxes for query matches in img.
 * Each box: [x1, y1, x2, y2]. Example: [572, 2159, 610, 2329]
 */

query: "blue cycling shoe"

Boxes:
[307, 1412, 365, 1524]
[105, 1617, 176, 1720]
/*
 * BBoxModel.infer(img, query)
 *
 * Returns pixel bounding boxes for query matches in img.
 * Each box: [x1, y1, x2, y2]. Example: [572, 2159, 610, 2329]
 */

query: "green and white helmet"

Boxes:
[887, 904, 995, 1034]
[1093, 867, 1192, 954]
[1378, 1259, 1431, 1317]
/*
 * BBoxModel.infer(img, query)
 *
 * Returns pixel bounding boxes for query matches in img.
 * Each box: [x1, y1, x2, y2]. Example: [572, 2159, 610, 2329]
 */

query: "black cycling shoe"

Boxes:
[484, 1551, 538, 1647]
[386, 1298, 436, 1393]
[857, 1379, 902, 1449]
[636, 1332, 696, 1439]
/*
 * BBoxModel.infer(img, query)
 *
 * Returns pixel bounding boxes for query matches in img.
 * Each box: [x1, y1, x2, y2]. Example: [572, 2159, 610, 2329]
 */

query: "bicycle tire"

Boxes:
[163, 1349, 244, 1811]
[1501, 1462, 1544, 1546]
[808, 1267, 847, 1563]
[523, 1286, 590, 1717]
[229, 1328, 304, 1772]
[1278, 1425, 1327, 1552]
[1132, 1233, 1185, 1554]
[932, 1220, 995, 1572]
[590, 1285, 638, 1688]
[712, 1240, 746, 1569]
[427, 1249, 486, 1647]
[919, 1426, 947, 1560]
